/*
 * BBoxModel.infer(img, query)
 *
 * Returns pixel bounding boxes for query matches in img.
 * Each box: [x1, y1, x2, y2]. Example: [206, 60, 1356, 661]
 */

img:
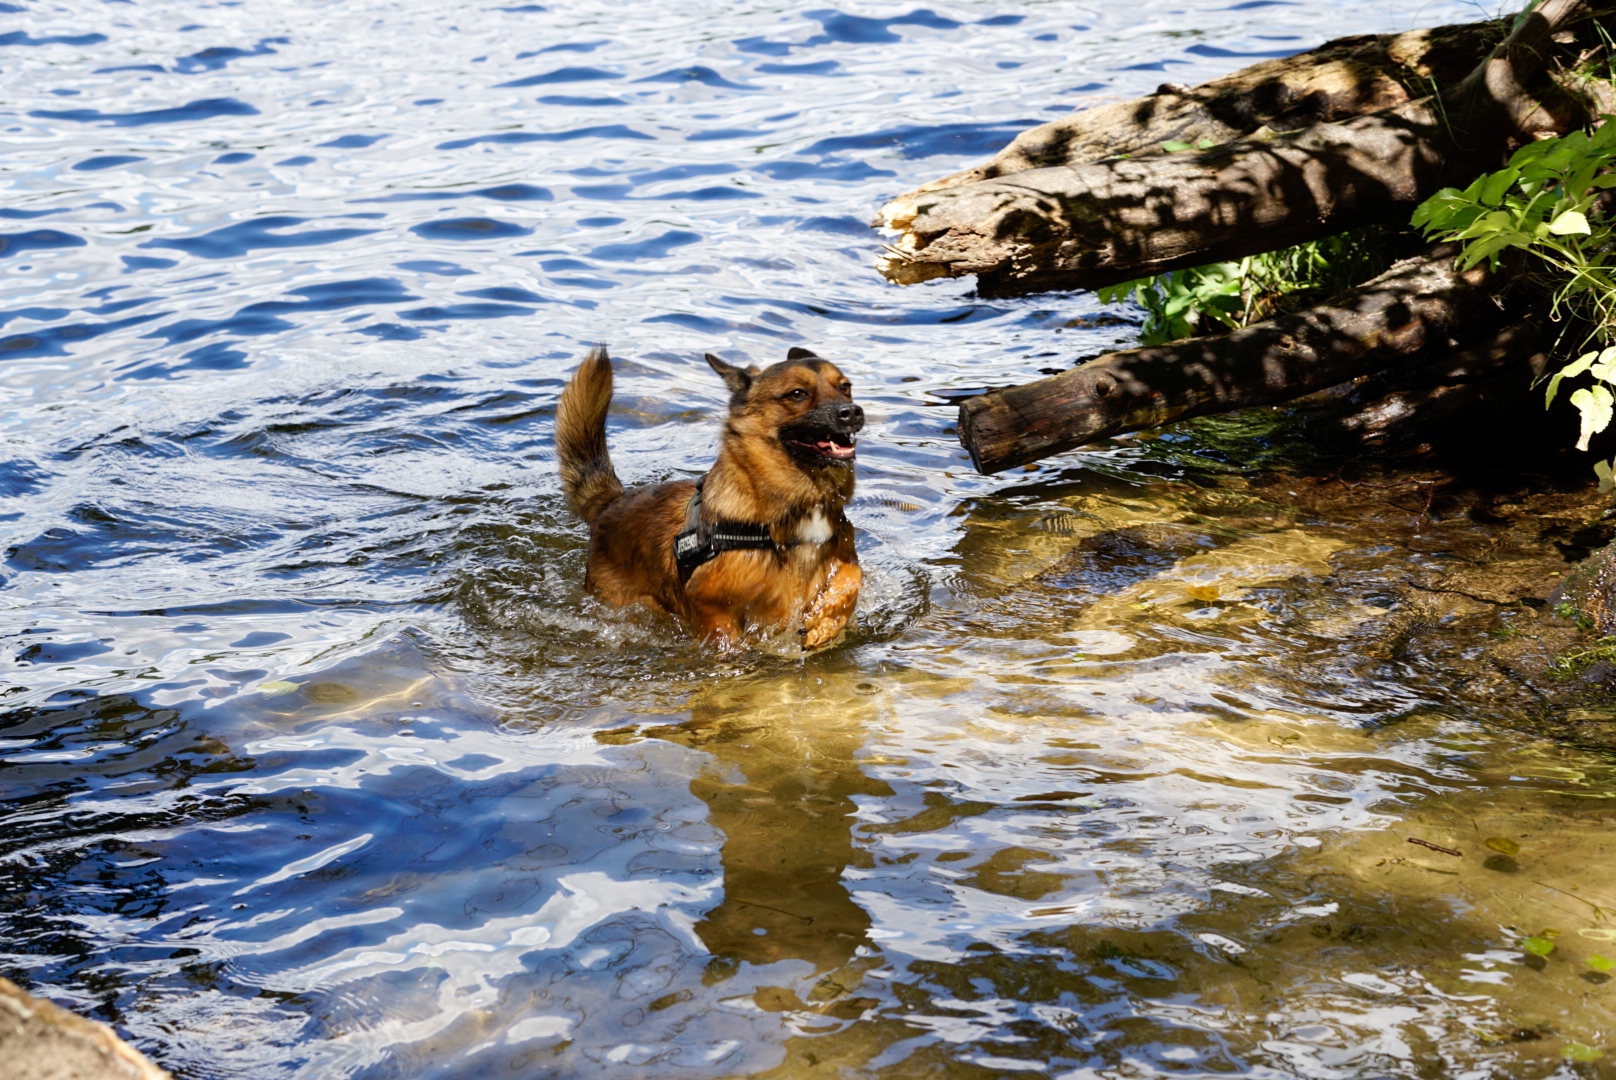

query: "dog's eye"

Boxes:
[840, 382, 852, 396]
[783, 388, 809, 403]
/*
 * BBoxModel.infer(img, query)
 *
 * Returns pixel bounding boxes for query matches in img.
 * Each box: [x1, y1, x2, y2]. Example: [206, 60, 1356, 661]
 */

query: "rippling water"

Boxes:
[7, 2, 1616, 1077]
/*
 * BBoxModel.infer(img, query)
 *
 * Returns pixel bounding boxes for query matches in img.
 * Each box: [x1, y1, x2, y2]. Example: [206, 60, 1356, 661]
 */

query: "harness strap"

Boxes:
[674, 477, 778, 585]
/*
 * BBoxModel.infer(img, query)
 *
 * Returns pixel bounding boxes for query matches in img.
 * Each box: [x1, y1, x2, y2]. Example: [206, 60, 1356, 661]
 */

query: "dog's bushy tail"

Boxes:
[556, 344, 624, 526]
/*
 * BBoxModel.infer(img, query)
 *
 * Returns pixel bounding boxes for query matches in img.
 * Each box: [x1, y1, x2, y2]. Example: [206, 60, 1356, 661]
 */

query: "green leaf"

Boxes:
[1480, 167, 1520, 206]
[1588, 954, 1616, 973]
[1097, 280, 1138, 305]
[1588, 346, 1616, 385]
[1160, 140, 1194, 152]
[1571, 384, 1614, 451]
[1410, 191, 1455, 231]
[1454, 209, 1516, 241]
[1542, 132, 1588, 172]
[1546, 351, 1599, 407]
[1457, 229, 1529, 270]
[1509, 138, 1555, 171]
[1548, 210, 1592, 236]
[258, 680, 298, 697]
[1564, 1043, 1605, 1064]
[1484, 836, 1521, 856]
[1521, 935, 1557, 957]
[1413, 191, 1484, 236]
[1596, 458, 1616, 495]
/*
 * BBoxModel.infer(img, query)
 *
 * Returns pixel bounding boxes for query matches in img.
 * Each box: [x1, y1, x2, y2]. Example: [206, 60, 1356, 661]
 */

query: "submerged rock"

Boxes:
[0, 977, 170, 1080]
[1554, 536, 1616, 637]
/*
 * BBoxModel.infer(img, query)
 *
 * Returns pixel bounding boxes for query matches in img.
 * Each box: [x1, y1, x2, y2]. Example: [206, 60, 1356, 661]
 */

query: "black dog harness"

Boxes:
[674, 477, 780, 585]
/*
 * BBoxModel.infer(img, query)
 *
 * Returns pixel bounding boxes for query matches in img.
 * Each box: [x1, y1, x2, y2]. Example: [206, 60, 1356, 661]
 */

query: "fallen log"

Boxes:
[877, 0, 1609, 296]
[907, 17, 1508, 196]
[956, 245, 1512, 472]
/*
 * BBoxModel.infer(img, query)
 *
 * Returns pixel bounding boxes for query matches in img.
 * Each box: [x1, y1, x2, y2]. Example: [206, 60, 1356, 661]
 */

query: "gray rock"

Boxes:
[0, 977, 170, 1080]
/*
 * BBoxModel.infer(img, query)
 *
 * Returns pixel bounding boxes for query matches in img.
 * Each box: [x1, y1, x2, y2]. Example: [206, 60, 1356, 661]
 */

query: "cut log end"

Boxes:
[959, 391, 1054, 473]
[873, 193, 919, 234]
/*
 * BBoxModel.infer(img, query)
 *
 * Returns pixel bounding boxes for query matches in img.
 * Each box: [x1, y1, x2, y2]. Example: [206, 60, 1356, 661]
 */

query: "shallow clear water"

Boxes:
[5, 1, 1616, 1077]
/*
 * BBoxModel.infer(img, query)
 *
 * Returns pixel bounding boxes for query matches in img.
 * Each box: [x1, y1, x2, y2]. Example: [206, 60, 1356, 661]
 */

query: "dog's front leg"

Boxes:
[800, 561, 862, 650]
[692, 603, 747, 651]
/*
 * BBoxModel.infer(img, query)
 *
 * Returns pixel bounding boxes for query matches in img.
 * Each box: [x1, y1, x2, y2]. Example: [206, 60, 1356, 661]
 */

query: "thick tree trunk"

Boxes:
[907, 18, 1508, 196]
[877, 0, 1606, 297]
[957, 245, 1511, 472]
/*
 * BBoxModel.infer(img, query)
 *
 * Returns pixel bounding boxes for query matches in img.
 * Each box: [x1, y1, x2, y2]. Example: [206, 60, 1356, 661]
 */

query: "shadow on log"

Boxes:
[876, 0, 1611, 296]
[957, 245, 1515, 472]
[1226, 316, 1580, 475]
[1312, 319, 1553, 453]
[909, 18, 1508, 195]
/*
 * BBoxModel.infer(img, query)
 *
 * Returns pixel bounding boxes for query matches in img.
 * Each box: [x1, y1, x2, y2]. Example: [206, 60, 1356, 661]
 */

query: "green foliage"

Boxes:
[1545, 635, 1616, 678]
[1410, 119, 1616, 477]
[1521, 934, 1557, 957]
[1565, 1042, 1605, 1063]
[1553, 600, 1596, 631]
[1410, 123, 1616, 279]
[1097, 230, 1395, 346]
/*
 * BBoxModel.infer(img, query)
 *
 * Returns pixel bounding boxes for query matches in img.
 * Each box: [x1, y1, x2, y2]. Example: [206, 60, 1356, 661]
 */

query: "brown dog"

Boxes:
[555, 344, 863, 649]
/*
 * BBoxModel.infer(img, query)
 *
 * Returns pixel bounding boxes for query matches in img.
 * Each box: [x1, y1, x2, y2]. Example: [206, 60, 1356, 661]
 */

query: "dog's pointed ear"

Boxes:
[786, 347, 819, 361]
[706, 353, 753, 397]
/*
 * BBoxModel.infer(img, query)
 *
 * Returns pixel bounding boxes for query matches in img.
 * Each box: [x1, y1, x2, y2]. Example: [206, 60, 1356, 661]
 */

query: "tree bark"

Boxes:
[904, 18, 1508, 197]
[957, 245, 1511, 472]
[877, 0, 1607, 297]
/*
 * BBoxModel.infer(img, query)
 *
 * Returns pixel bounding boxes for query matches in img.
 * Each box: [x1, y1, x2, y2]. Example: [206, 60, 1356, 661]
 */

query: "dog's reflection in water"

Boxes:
[636, 674, 890, 976]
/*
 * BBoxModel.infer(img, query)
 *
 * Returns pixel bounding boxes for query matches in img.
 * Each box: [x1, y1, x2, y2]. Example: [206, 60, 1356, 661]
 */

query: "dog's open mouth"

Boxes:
[784, 432, 857, 462]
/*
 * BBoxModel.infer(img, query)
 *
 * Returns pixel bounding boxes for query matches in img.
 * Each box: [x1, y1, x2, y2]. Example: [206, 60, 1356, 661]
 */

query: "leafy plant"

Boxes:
[1410, 120, 1616, 279]
[1545, 635, 1616, 678]
[1098, 230, 1396, 346]
[1410, 119, 1616, 479]
[1554, 600, 1596, 631]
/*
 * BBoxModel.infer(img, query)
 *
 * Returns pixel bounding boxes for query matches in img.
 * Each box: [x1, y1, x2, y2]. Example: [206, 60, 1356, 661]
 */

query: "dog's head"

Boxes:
[706, 347, 864, 468]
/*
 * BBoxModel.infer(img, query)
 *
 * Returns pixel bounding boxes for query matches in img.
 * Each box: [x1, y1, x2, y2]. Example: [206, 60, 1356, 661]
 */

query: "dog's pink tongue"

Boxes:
[818, 440, 855, 458]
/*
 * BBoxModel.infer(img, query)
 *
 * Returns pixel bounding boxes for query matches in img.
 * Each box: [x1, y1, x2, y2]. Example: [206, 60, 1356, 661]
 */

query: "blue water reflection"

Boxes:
[8, 1, 1582, 1078]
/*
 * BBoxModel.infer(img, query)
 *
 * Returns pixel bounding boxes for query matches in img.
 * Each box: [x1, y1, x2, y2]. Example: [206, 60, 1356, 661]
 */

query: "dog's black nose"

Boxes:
[837, 403, 863, 425]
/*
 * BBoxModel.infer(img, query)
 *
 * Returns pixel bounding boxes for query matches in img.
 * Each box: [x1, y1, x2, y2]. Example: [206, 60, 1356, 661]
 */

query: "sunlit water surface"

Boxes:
[5, 1, 1615, 1077]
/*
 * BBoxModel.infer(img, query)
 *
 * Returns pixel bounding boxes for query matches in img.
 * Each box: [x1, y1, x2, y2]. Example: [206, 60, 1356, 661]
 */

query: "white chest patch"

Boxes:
[796, 508, 833, 545]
